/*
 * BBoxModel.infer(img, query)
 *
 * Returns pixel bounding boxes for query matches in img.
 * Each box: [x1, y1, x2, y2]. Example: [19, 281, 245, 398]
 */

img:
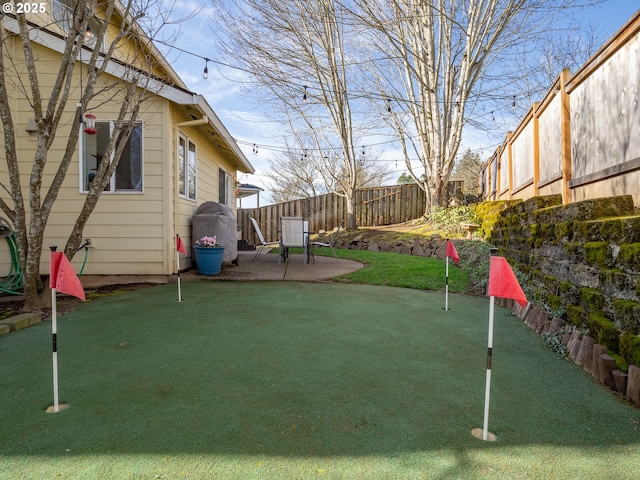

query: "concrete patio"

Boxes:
[184, 249, 364, 282]
[74, 250, 364, 290]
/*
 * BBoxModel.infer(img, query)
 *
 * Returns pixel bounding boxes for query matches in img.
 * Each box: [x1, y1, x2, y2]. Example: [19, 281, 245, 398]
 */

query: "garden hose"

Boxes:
[0, 217, 23, 295]
[77, 245, 89, 276]
[0, 217, 90, 294]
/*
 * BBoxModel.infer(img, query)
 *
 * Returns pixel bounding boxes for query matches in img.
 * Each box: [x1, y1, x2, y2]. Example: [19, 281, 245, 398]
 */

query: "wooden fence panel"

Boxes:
[238, 182, 459, 243]
[480, 13, 640, 206]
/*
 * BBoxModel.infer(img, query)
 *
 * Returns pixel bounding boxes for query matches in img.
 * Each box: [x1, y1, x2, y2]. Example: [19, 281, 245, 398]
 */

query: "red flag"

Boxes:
[50, 252, 85, 301]
[488, 256, 527, 306]
[176, 235, 187, 255]
[446, 240, 459, 263]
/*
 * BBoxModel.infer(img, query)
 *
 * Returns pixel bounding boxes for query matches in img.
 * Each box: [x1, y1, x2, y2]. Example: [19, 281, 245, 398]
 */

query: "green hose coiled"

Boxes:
[0, 217, 23, 295]
[1, 217, 89, 295]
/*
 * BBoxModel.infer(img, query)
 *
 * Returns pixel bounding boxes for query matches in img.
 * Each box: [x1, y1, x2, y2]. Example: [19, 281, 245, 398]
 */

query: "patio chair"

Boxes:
[279, 216, 308, 266]
[310, 221, 343, 262]
[249, 217, 279, 262]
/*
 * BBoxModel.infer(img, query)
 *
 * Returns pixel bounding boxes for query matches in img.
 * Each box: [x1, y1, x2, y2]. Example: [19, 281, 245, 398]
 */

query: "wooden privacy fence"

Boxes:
[238, 183, 443, 244]
[480, 11, 640, 207]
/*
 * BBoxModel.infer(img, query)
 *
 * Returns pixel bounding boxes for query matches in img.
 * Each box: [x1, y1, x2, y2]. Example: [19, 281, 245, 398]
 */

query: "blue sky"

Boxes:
[157, 1, 639, 207]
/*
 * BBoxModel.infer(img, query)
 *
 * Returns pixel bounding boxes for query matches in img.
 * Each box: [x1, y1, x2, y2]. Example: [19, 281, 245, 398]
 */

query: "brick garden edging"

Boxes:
[0, 312, 41, 334]
[499, 297, 640, 408]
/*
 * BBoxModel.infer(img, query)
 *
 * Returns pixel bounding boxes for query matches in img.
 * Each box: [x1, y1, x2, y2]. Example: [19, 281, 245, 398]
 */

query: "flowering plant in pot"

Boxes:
[196, 235, 219, 247]
[193, 235, 224, 275]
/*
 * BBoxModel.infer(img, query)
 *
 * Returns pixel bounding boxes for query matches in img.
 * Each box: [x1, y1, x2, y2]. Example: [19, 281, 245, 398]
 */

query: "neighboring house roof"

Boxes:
[1, 14, 254, 175]
[236, 183, 264, 199]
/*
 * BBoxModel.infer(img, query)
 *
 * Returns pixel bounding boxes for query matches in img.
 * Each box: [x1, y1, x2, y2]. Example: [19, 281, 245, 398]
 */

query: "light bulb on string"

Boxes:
[387, 98, 392, 113]
[303, 86, 307, 102]
[253, 144, 258, 155]
[512, 95, 516, 111]
[203, 58, 209, 80]
[84, 25, 94, 42]
[491, 111, 495, 122]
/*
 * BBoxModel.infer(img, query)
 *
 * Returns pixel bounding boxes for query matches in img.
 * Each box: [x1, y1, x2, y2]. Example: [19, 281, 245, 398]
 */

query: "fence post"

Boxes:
[533, 102, 541, 198]
[560, 68, 572, 205]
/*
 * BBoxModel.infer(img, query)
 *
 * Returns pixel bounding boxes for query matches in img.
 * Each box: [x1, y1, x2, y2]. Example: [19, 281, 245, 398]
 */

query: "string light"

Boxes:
[512, 95, 516, 111]
[491, 111, 495, 122]
[203, 58, 210, 80]
[91, 14, 533, 119]
[252, 144, 258, 155]
[84, 25, 94, 42]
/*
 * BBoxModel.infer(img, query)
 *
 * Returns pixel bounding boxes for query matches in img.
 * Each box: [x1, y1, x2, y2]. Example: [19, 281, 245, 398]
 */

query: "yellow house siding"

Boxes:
[2, 17, 253, 280]
[171, 105, 240, 269]
[0, 39, 170, 275]
[65, 93, 168, 275]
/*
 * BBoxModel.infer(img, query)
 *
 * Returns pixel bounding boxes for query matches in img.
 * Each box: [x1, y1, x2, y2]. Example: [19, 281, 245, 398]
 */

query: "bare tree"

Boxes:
[512, 18, 602, 105]
[0, 1, 188, 310]
[352, 0, 603, 212]
[212, 0, 376, 228]
[266, 143, 391, 203]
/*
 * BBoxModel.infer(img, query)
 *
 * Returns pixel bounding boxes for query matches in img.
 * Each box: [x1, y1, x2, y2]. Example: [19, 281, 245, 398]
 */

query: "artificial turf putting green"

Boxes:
[1, 282, 639, 479]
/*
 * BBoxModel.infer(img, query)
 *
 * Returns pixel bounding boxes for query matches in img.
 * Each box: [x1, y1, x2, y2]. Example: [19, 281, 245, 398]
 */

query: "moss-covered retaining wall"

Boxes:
[486, 194, 640, 405]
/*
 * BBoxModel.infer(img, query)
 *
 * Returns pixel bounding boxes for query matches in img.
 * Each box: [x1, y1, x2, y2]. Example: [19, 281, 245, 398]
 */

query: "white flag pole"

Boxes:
[445, 255, 449, 311]
[176, 242, 182, 303]
[471, 246, 499, 441]
[50, 246, 60, 413]
[482, 294, 495, 440]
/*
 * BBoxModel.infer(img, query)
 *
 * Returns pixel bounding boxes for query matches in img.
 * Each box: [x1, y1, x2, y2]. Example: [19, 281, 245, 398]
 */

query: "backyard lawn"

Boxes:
[1, 281, 639, 479]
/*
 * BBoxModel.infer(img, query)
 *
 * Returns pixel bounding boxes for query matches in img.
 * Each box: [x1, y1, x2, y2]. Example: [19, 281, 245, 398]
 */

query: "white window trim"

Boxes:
[218, 167, 234, 207]
[79, 120, 144, 194]
[52, 0, 107, 52]
[178, 133, 197, 201]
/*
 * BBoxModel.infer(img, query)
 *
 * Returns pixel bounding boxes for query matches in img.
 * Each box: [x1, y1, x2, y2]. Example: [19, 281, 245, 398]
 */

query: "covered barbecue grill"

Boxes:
[192, 202, 238, 265]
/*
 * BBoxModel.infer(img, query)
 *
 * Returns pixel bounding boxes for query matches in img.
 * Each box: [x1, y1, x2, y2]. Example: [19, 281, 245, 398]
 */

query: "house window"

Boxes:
[81, 121, 143, 193]
[53, 0, 102, 48]
[218, 168, 233, 206]
[178, 136, 197, 200]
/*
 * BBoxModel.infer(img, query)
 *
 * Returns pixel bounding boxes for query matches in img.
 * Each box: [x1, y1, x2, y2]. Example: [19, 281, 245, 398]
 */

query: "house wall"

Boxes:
[26, 4, 179, 87]
[27, 42, 170, 275]
[1, 40, 165, 276]
[170, 106, 239, 271]
[1, 11, 249, 282]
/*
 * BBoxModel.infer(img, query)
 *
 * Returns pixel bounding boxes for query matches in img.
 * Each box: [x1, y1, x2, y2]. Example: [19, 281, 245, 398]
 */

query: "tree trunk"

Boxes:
[22, 242, 48, 312]
[346, 189, 357, 229]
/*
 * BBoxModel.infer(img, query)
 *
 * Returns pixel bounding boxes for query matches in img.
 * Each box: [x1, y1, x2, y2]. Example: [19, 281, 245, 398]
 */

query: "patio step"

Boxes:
[0, 312, 42, 332]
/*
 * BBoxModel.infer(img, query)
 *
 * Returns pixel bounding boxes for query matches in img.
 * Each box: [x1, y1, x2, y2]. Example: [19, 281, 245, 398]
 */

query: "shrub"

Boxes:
[456, 241, 493, 295]
[427, 206, 480, 237]
[620, 332, 640, 367]
[541, 332, 568, 359]
[455, 241, 534, 301]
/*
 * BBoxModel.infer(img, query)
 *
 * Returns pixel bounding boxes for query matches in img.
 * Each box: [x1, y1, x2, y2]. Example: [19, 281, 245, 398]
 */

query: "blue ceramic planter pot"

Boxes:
[193, 246, 225, 275]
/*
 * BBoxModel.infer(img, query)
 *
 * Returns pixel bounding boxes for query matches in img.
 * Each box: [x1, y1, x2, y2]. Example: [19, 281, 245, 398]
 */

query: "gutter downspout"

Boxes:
[174, 116, 208, 271]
